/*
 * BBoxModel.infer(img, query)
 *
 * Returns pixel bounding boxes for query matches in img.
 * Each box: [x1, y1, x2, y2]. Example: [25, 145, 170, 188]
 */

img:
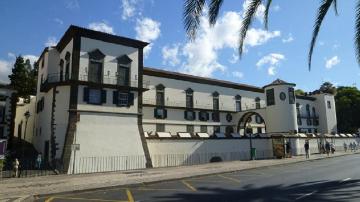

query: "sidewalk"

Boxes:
[0, 151, 358, 201]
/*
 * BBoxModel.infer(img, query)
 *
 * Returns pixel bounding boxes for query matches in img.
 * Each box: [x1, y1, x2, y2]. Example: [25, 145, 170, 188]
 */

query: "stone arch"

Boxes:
[237, 111, 266, 135]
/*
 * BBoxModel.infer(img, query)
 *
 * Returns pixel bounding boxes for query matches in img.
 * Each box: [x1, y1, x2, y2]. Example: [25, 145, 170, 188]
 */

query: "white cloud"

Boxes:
[325, 56, 340, 69]
[88, 22, 115, 34]
[121, 0, 137, 20]
[65, 0, 79, 9]
[54, 18, 64, 25]
[180, 11, 280, 77]
[256, 53, 285, 76]
[45, 37, 58, 47]
[332, 42, 340, 50]
[135, 17, 161, 56]
[319, 41, 325, 46]
[229, 54, 239, 64]
[162, 44, 180, 66]
[232, 71, 244, 79]
[282, 34, 294, 43]
[273, 5, 280, 11]
[0, 60, 11, 83]
[0, 54, 38, 83]
[267, 66, 276, 76]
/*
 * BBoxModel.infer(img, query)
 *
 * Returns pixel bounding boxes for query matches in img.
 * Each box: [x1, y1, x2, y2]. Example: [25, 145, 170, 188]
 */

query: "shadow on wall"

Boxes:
[153, 179, 360, 202]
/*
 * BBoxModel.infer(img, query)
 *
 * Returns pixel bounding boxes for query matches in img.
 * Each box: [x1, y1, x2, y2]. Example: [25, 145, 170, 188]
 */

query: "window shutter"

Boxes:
[113, 91, 118, 105]
[212, 112, 215, 121]
[128, 92, 134, 106]
[83, 87, 89, 102]
[184, 111, 187, 120]
[206, 112, 209, 120]
[192, 111, 196, 120]
[164, 109, 167, 119]
[101, 90, 107, 103]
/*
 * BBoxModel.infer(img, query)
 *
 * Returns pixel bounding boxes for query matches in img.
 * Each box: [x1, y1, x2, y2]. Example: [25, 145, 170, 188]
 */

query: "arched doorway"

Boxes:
[237, 112, 266, 136]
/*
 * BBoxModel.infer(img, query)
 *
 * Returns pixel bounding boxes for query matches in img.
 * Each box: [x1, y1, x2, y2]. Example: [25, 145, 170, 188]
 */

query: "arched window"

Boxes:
[312, 107, 316, 117]
[117, 55, 132, 86]
[255, 97, 261, 109]
[213, 91, 219, 111]
[88, 49, 105, 83]
[306, 104, 311, 117]
[65, 52, 71, 80]
[156, 84, 165, 106]
[59, 59, 64, 82]
[185, 88, 193, 108]
[296, 103, 302, 125]
[235, 95, 242, 112]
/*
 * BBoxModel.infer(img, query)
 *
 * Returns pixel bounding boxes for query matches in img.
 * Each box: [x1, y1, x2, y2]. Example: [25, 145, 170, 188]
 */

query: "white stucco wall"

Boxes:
[264, 85, 298, 133]
[313, 94, 337, 133]
[14, 96, 36, 143]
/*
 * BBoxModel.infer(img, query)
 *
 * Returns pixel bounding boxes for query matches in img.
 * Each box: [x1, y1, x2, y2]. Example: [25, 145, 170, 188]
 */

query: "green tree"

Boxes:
[183, 0, 355, 70]
[8, 56, 37, 102]
[295, 89, 305, 96]
[335, 86, 360, 133]
[319, 81, 336, 95]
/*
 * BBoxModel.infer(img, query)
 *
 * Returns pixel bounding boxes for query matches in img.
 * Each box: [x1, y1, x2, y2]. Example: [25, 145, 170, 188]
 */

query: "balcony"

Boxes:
[40, 73, 150, 92]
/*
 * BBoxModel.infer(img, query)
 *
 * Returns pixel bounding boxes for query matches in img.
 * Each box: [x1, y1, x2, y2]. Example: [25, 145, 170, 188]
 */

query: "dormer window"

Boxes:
[88, 49, 105, 83]
[235, 95, 242, 112]
[117, 55, 132, 86]
[185, 88, 193, 109]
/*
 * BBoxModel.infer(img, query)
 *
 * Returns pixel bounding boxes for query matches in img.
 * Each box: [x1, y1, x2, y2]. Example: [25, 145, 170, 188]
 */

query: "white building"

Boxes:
[0, 84, 16, 157]
[31, 25, 339, 173]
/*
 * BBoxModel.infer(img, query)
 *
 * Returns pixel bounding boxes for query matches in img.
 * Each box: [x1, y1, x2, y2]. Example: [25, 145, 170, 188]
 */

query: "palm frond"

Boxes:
[209, 0, 224, 26]
[239, 0, 261, 57]
[355, 0, 360, 65]
[183, 0, 206, 40]
[333, 0, 338, 16]
[308, 0, 334, 71]
[264, 0, 273, 30]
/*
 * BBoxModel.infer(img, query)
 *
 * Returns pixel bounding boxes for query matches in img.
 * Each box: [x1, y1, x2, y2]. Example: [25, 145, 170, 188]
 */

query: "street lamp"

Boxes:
[22, 111, 30, 158]
[246, 118, 255, 160]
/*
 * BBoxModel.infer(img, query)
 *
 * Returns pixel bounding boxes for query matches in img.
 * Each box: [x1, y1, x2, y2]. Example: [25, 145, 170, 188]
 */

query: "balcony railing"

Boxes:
[42, 73, 150, 89]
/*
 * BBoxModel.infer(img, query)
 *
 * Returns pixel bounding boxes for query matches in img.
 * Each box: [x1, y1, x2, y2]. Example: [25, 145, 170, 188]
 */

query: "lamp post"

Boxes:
[22, 111, 30, 158]
[246, 118, 254, 160]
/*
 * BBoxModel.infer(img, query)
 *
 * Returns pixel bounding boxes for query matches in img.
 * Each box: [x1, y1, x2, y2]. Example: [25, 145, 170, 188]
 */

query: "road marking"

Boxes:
[217, 174, 241, 183]
[341, 178, 351, 182]
[181, 180, 197, 192]
[45, 197, 54, 202]
[126, 189, 134, 202]
[295, 190, 317, 200]
[47, 196, 126, 202]
[137, 187, 182, 191]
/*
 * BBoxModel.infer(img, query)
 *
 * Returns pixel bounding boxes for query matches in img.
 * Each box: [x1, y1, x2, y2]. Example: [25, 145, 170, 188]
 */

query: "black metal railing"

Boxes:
[42, 73, 150, 88]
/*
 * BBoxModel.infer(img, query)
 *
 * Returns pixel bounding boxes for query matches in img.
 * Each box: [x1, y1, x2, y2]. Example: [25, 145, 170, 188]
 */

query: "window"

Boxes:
[255, 97, 260, 109]
[154, 108, 167, 119]
[266, 88, 275, 106]
[113, 91, 134, 107]
[36, 97, 45, 113]
[257, 127, 262, 134]
[88, 49, 105, 83]
[279, 92, 286, 101]
[185, 88, 193, 108]
[0, 126, 4, 138]
[156, 84, 165, 106]
[156, 124, 165, 132]
[235, 95, 242, 112]
[312, 107, 316, 117]
[117, 55, 132, 86]
[306, 104, 311, 117]
[186, 125, 194, 133]
[200, 125, 207, 133]
[213, 126, 220, 134]
[288, 87, 295, 104]
[0, 106, 4, 123]
[212, 112, 220, 122]
[65, 52, 71, 80]
[225, 126, 234, 135]
[59, 59, 64, 81]
[184, 110, 196, 120]
[84, 88, 106, 105]
[327, 101, 331, 109]
[199, 111, 209, 121]
[226, 113, 232, 122]
[213, 91, 219, 111]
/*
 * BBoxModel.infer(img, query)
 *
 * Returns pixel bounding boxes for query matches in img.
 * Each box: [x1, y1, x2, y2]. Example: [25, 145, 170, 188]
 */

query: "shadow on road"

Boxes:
[155, 179, 360, 201]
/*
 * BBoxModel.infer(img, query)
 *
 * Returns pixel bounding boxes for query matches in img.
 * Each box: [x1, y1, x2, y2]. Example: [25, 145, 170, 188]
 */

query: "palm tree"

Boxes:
[184, 0, 358, 71]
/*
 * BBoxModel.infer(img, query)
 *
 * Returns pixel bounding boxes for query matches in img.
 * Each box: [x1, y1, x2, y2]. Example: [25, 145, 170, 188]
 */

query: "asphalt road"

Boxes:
[37, 154, 360, 202]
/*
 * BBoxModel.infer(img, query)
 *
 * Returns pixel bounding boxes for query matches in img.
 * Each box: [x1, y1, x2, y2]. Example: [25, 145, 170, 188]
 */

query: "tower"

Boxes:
[263, 79, 298, 134]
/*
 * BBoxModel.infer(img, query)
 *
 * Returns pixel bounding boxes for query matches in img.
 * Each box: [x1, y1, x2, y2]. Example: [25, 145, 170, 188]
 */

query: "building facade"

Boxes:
[31, 25, 338, 173]
[0, 84, 16, 157]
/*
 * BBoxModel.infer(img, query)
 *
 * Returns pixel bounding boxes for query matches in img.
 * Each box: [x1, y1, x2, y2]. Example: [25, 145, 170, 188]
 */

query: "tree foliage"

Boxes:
[319, 81, 337, 95]
[295, 89, 305, 96]
[8, 56, 37, 102]
[335, 86, 360, 133]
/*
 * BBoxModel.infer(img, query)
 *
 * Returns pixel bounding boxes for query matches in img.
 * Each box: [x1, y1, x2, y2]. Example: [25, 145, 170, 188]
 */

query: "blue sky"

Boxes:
[0, 0, 359, 91]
